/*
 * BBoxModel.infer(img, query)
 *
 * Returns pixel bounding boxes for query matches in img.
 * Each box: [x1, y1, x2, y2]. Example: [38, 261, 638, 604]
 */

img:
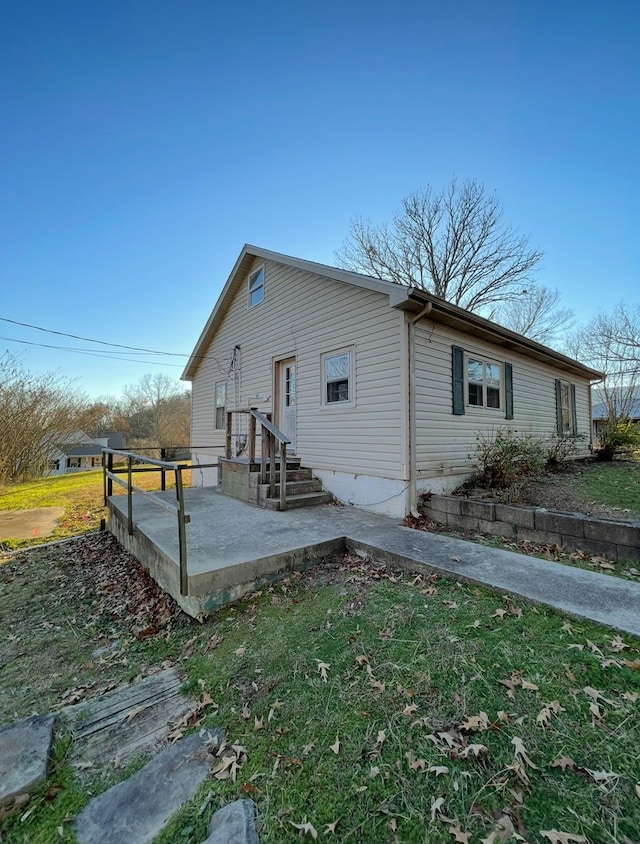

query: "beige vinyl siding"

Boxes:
[414, 320, 592, 480]
[190, 258, 406, 478]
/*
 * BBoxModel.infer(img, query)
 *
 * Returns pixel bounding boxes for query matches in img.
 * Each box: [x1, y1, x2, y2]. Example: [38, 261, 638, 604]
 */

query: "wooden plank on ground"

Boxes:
[62, 668, 194, 772]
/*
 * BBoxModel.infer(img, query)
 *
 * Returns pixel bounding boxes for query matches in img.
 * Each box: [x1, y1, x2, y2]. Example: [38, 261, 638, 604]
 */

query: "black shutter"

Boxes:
[570, 384, 578, 435]
[554, 379, 563, 435]
[452, 346, 465, 415]
[504, 362, 514, 420]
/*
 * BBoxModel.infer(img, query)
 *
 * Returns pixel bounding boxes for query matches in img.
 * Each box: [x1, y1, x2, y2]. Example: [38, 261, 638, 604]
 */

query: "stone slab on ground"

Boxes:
[0, 507, 64, 541]
[204, 799, 259, 843]
[74, 729, 220, 844]
[0, 713, 56, 807]
[62, 668, 194, 773]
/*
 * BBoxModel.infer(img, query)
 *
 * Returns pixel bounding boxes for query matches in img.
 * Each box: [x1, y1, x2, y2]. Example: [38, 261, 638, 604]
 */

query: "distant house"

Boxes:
[44, 431, 124, 476]
[592, 397, 640, 437]
[182, 245, 601, 518]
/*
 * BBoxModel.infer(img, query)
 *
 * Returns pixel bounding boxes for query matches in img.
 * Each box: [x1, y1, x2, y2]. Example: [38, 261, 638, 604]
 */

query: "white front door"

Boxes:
[278, 358, 297, 453]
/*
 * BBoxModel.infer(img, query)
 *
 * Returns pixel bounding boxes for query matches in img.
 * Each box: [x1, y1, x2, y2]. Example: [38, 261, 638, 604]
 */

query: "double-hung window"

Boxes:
[322, 348, 353, 405]
[215, 382, 226, 430]
[248, 266, 264, 307]
[467, 357, 501, 409]
[555, 379, 577, 436]
[452, 345, 513, 418]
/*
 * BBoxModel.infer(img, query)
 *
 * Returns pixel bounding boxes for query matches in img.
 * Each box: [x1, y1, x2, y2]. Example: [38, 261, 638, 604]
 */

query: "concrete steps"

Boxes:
[264, 490, 334, 510]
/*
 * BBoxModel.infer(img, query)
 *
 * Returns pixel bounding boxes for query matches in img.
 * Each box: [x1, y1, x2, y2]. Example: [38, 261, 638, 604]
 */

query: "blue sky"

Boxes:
[1, 0, 638, 399]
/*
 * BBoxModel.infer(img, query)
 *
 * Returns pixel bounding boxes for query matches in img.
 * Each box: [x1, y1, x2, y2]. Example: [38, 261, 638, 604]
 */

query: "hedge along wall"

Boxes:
[422, 495, 640, 563]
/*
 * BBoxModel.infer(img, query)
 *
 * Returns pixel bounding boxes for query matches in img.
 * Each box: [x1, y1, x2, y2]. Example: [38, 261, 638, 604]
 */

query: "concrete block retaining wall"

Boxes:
[422, 495, 640, 563]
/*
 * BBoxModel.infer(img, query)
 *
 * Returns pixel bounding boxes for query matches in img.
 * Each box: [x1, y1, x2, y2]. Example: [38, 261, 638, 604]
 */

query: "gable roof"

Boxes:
[182, 245, 602, 382]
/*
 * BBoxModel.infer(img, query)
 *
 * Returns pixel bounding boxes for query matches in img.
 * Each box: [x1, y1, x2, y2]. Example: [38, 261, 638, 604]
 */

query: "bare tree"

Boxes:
[494, 286, 574, 347]
[0, 353, 89, 485]
[336, 179, 543, 316]
[569, 303, 640, 420]
[122, 373, 190, 449]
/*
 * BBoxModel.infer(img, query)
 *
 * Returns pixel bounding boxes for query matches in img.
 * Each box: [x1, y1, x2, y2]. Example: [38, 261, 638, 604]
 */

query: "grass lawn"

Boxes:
[1, 536, 639, 844]
[568, 458, 640, 515]
[0, 465, 191, 550]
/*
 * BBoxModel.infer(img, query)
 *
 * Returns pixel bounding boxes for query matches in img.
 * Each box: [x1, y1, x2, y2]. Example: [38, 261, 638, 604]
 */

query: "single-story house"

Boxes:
[44, 431, 124, 476]
[592, 397, 640, 437]
[182, 245, 602, 518]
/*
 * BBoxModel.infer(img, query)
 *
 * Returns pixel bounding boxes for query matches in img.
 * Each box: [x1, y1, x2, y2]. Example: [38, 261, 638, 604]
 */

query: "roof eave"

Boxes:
[396, 288, 603, 381]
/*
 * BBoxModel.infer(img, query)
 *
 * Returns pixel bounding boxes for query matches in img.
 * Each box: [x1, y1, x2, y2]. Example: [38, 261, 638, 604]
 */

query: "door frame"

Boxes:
[274, 354, 297, 454]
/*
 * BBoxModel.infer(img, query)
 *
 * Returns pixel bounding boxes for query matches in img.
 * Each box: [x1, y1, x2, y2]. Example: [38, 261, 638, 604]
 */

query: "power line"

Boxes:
[0, 316, 190, 357]
[0, 335, 185, 367]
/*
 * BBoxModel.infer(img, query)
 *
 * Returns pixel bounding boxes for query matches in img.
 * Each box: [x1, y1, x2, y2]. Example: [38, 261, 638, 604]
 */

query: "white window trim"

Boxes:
[248, 265, 265, 308]
[215, 381, 226, 431]
[321, 346, 355, 409]
[466, 354, 503, 411]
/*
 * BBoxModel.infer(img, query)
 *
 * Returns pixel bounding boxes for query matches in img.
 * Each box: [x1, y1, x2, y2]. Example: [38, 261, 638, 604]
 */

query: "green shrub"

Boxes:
[596, 420, 640, 461]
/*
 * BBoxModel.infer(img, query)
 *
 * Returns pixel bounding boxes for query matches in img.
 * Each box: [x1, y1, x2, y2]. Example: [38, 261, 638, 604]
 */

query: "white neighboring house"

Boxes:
[44, 431, 124, 476]
[182, 245, 602, 518]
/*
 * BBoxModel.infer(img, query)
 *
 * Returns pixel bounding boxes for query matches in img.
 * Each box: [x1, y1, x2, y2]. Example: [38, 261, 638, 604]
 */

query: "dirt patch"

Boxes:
[0, 507, 65, 541]
[456, 457, 640, 521]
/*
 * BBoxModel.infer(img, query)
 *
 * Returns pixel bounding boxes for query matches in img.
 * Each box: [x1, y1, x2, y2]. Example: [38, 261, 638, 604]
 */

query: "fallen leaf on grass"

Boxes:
[448, 823, 471, 842]
[459, 712, 489, 731]
[609, 634, 629, 652]
[204, 634, 223, 652]
[623, 659, 640, 670]
[406, 750, 427, 771]
[316, 660, 330, 682]
[254, 716, 264, 731]
[428, 765, 449, 776]
[457, 743, 488, 759]
[403, 702, 419, 716]
[430, 796, 445, 821]
[330, 736, 340, 754]
[541, 830, 587, 843]
[511, 737, 537, 769]
[290, 818, 318, 839]
[324, 819, 339, 834]
[550, 755, 576, 771]
[536, 700, 564, 728]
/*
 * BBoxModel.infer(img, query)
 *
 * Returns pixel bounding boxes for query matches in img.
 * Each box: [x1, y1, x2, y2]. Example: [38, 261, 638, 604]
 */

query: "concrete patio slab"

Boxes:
[0, 507, 64, 541]
[108, 488, 640, 637]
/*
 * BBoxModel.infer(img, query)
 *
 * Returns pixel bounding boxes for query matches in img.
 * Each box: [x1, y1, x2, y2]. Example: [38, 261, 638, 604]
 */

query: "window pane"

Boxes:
[486, 363, 500, 386]
[487, 386, 500, 408]
[326, 353, 349, 381]
[249, 268, 264, 306]
[249, 268, 264, 291]
[327, 379, 349, 403]
[215, 407, 225, 429]
[468, 383, 483, 405]
[215, 384, 225, 407]
[286, 366, 296, 407]
[467, 359, 483, 383]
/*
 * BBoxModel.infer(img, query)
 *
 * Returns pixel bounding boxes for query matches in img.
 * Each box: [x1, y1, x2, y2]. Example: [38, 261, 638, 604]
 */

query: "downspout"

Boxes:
[408, 302, 432, 517]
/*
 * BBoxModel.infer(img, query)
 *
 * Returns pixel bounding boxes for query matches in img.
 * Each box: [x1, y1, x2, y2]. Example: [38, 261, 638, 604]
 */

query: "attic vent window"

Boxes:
[248, 266, 264, 307]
